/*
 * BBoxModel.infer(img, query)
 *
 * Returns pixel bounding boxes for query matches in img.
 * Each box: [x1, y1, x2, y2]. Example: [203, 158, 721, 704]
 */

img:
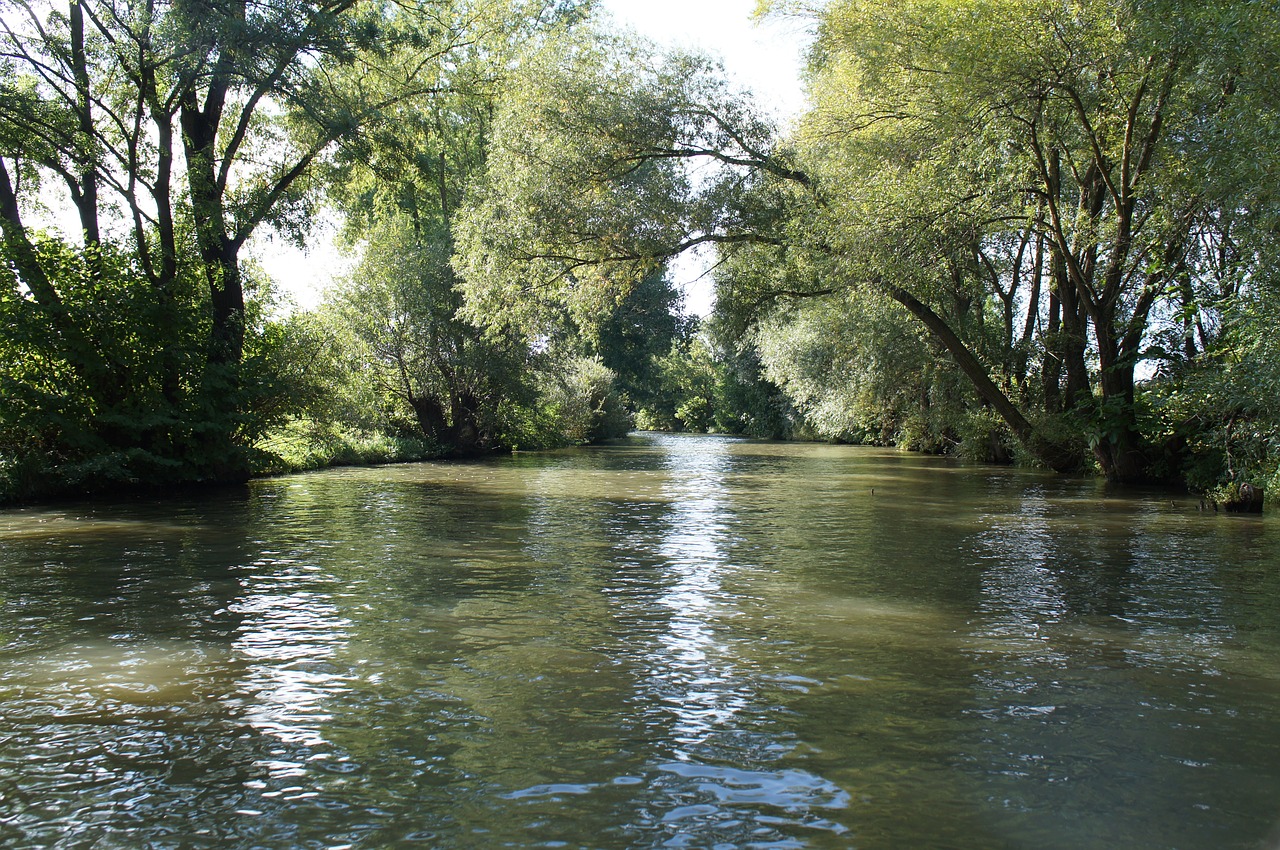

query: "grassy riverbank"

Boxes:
[250, 420, 446, 477]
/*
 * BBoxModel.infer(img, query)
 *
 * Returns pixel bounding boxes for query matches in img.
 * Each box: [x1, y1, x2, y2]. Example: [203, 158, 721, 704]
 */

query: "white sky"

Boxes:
[599, 0, 810, 120]
[260, 1, 813, 313]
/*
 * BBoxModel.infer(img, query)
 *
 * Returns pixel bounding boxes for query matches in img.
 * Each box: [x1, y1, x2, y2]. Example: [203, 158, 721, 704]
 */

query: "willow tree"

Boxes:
[450, 16, 1078, 467]
[450, 2, 1276, 480]
[317, 1, 593, 453]
[452, 29, 801, 337]
[782, 0, 1279, 481]
[0, 0, 487, 490]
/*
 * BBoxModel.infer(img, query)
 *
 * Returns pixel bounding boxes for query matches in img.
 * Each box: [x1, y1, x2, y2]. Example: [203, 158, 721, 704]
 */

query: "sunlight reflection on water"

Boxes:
[651, 436, 741, 755]
[623, 435, 853, 844]
[232, 560, 354, 766]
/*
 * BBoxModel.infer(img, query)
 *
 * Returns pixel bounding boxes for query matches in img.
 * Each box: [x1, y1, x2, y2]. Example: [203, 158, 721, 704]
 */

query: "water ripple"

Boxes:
[2, 436, 1278, 849]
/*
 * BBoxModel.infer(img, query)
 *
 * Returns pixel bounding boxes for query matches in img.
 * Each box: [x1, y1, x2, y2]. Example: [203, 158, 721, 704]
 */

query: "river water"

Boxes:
[1, 434, 1278, 849]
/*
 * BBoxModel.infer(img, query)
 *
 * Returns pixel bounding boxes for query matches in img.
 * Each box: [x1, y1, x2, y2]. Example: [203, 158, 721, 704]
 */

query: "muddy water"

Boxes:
[2, 434, 1278, 848]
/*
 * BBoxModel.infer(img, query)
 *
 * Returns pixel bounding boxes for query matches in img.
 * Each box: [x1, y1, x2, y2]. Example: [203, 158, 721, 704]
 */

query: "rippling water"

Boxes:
[2, 434, 1279, 848]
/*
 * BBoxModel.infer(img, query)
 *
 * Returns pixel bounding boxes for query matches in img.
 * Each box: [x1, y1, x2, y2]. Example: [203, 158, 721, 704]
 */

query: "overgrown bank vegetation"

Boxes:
[2, 0, 1278, 506]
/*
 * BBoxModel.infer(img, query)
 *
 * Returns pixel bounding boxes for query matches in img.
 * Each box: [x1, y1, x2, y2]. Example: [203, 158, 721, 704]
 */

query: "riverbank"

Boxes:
[4, 421, 1271, 513]
[0, 420, 444, 507]
[252, 420, 446, 477]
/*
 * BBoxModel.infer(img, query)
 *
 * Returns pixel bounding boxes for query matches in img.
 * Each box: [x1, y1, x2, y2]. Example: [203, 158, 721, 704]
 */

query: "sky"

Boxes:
[259, 0, 814, 313]
[599, 0, 811, 121]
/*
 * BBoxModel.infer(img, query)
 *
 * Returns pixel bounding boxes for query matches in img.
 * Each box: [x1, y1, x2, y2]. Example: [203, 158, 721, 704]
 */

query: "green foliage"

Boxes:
[254, 418, 442, 475]
[588, 268, 791, 437]
[452, 26, 790, 336]
[5, 0, 1276, 501]
[754, 293, 924, 443]
[744, 286, 1007, 457]
[627, 327, 796, 439]
[713, 0, 1280, 479]
[321, 215, 539, 453]
[593, 270, 693, 413]
[0, 237, 319, 502]
[306, 3, 620, 458]
[707, 329, 798, 440]
[1141, 281, 1280, 495]
[1, 0, 587, 497]
[538, 355, 633, 445]
[658, 338, 721, 432]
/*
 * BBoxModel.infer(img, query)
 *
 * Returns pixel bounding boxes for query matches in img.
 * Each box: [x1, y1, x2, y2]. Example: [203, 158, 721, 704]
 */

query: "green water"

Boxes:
[2, 434, 1279, 849]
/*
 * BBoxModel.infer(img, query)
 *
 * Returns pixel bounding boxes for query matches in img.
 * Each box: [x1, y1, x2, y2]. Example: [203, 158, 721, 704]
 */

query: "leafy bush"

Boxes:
[0, 237, 321, 502]
[539, 356, 632, 444]
[253, 418, 443, 474]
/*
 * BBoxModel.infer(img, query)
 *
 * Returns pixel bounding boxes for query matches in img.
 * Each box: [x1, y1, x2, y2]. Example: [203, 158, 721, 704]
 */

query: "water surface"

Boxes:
[2, 434, 1278, 848]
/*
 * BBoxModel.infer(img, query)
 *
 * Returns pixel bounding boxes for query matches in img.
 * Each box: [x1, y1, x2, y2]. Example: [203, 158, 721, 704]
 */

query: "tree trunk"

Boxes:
[451, 391, 483, 454]
[180, 99, 246, 367]
[1014, 231, 1043, 385]
[1092, 324, 1147, 483]
[889, 287, 1078, 472]
[69, 0, 100, 248]
[1056, 247, 1091, 408]
[179, 94, 249, 482]
[410, 394, 450, 443]
[1041, 283, 1062, 413]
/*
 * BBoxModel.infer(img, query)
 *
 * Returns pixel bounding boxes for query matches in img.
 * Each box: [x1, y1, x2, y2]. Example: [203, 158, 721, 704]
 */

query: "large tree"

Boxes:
[0, 0, 497, 489]
[317, 0, 592, 454]
[451, 28, 801, 336]
[788, 0, 1280, 479]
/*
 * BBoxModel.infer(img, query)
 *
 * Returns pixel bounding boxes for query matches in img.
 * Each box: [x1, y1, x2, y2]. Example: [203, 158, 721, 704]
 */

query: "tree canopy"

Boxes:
[3, 0, 1279, 502]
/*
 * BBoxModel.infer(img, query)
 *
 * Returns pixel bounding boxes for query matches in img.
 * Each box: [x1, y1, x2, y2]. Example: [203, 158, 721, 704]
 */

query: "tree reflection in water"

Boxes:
[965, 484, 1272, 849]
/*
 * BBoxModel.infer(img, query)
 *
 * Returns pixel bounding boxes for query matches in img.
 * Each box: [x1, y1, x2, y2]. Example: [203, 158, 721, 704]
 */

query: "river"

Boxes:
[1, 434, 1278, 849]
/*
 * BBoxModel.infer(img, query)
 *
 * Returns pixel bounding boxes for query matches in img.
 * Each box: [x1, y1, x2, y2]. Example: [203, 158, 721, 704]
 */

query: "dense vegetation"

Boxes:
[2, 0, 1278, 505]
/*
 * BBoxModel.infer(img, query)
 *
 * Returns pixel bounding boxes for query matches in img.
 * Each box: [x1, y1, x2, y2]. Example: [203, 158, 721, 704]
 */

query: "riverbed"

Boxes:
[2, 434, 1278, 848]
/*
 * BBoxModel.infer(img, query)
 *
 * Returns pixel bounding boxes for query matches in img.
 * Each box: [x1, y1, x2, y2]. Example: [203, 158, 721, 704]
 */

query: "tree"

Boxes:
[752, 291, 953, 449]
[452, 27, 800, 337]
[444, 2, 1280, 483]
[324, 215, 540, 453]
[784, 0, 1280, 480]
[0, 0, 484, 490]
[449, 14, 1076, 464]
[592, 268, 693, 417]
[314, 0, 593, 454]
